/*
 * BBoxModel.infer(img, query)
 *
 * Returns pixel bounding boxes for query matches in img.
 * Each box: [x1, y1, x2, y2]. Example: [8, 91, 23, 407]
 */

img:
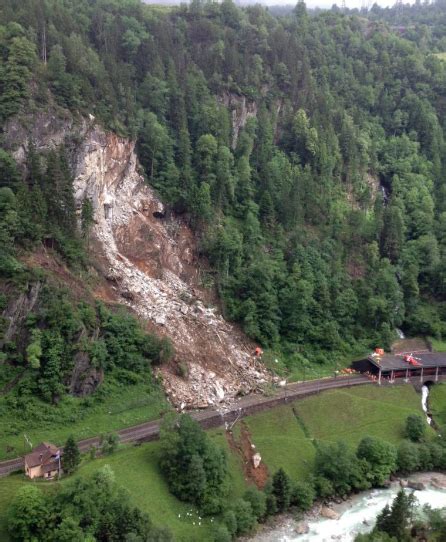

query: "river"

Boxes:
[251, 476, 446, 542]
[250, 382, 445, 541]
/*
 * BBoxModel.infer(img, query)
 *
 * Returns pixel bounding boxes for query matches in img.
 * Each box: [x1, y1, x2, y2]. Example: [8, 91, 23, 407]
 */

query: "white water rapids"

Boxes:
[293, 487, 445, 542]
[252, 485, 446, 542]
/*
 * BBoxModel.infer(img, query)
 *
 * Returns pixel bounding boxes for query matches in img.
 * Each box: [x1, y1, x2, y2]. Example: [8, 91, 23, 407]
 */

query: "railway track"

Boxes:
[4, 372, 438, 477]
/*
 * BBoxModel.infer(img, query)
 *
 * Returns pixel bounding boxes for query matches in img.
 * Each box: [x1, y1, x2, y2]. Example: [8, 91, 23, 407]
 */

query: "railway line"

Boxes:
[1, 373, 443, 477]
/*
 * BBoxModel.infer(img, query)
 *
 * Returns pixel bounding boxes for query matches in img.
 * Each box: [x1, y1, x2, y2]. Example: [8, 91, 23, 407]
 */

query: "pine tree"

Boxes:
[0, 35, 37, 121]
[81, 197, 94, 238]
[381, 199, 404, 263]
[0, 149, 21, 190]
[375, 489, 416, 540]
[272, 468, 292, 512]
[62, 435, 80, 474]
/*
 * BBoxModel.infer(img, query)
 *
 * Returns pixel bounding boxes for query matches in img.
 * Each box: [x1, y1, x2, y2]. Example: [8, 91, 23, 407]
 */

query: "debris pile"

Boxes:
[72, 126, 271, 408]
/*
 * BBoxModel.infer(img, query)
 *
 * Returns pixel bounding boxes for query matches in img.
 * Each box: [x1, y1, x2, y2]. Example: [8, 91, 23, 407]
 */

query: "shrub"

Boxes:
[426, 441, 446, 470]
[223, 509, 237, 537]
[357, 436, 397, 486]
[177, 361, 189, 379]
[314, 476, 334, 498]
[100, 433, 119, 455]
[213, 524, 231, 542]
[418, 443, 433, 471]
[232, 499, 256, 535]
[291, 481, 316, 511]
[315, 441, 368, 495]
[8, 486, 48, 541]
[157, 337, 174, 364]
[405, 414, 425, 442]
[265, 492, 278, 516]
[243, 486, 267, 521]
[397, 441, 420, 473]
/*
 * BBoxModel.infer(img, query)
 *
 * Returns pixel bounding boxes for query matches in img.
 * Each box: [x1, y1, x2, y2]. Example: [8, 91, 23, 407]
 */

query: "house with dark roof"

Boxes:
[25, 442, 61, 480]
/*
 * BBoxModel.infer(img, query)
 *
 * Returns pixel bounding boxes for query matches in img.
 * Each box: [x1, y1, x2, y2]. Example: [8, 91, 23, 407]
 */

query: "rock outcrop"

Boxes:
[219, 92, 258, 148]
[0, 282, 41, 350]
[69, 351, 104, 397]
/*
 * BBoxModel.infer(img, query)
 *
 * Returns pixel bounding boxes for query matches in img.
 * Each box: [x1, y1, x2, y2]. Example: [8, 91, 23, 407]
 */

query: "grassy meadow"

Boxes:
[429, 382, 446, 429]
[0, 431, 246, 542]
[243, 403, 316, 481]
[0, 375, 170, 461]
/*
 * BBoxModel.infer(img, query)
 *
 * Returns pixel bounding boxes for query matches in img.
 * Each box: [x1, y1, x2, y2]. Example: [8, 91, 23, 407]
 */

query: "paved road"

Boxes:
[2, 373, 441, 477]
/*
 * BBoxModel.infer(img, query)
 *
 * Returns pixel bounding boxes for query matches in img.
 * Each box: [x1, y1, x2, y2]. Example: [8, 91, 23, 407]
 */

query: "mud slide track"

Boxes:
[0, 374, 372, 477]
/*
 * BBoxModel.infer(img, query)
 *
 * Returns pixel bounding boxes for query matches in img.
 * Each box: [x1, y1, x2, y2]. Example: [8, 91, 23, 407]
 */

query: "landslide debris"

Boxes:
[73, 125, 270, 409]
[4, 113, 270, 408]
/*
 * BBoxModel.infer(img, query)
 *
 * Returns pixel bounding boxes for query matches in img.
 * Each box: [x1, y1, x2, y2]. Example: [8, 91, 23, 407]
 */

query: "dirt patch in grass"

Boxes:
[391, 337, 430, 354]
[226, 422, 269, 489]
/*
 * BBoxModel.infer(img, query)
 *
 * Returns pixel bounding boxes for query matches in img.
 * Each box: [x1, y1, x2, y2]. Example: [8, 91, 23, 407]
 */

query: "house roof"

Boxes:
[25, 442, 59, 468]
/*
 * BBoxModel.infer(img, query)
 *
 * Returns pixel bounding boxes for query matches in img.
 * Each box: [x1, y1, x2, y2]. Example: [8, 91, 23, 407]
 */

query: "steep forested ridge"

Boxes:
[2, 0, 446, 373]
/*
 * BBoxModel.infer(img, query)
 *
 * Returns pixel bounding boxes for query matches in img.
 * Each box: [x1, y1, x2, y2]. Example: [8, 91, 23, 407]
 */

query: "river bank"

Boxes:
[249, 472, 446, 542]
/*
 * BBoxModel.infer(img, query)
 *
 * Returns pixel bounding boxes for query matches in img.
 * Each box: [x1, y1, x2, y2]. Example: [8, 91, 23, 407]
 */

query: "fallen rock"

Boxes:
[252, 453, 262, 469]
[295, 522, 309, 535]
[321, 506, 340, 520]
[400, 479, 408, 488]
[407, 480, 426, 491]
[120, 289, 134, 301]
[214, 382, 225, 401]
[431, 477, 446, 489]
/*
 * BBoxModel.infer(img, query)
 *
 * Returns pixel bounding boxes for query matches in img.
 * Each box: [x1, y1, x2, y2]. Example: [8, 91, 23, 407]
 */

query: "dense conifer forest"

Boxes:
[3, 3, 446, 541]
[2, 0, 446, 368]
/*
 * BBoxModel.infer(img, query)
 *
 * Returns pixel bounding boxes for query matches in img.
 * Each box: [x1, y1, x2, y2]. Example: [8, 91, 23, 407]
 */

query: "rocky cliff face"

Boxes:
[71, 126, 269, 408]
[220, 92, 258, 148]
[4, 113, 270, 408]
[0, 282, 41, 349]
